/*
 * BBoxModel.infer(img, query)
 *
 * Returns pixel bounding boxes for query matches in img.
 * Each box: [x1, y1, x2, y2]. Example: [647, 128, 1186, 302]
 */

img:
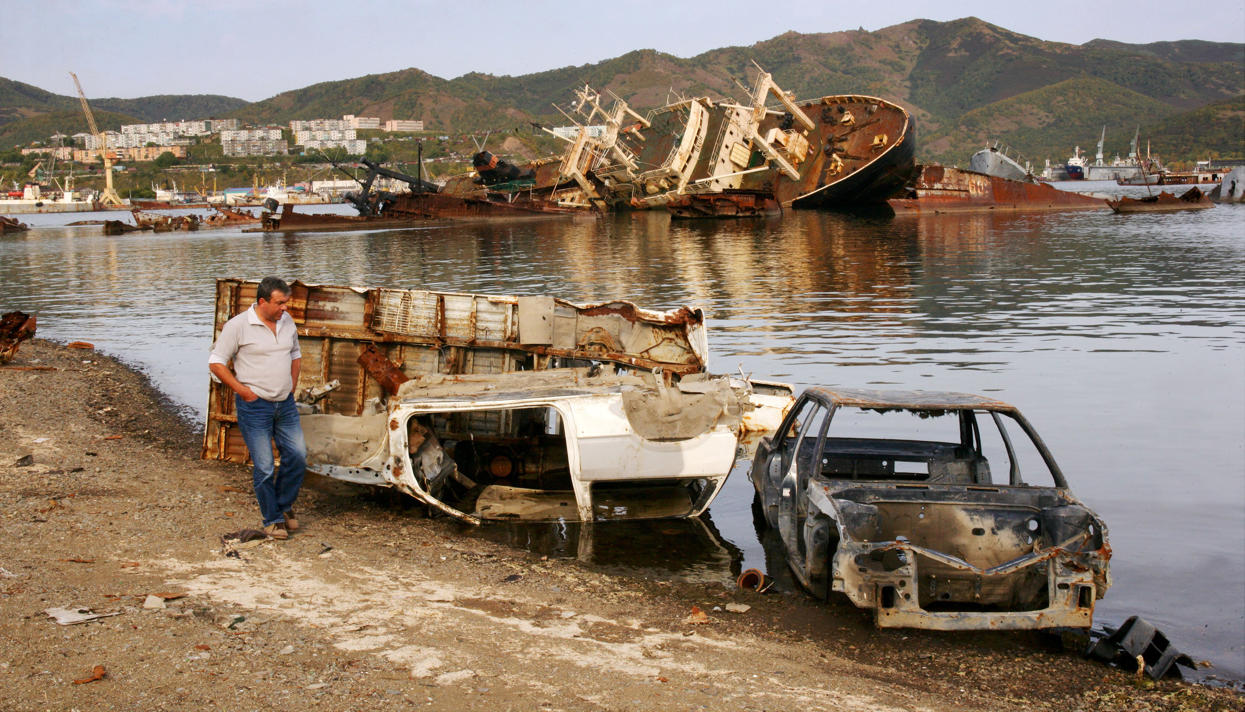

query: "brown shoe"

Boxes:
[283, 510, 299, 532]
[263, 522, 288, 540]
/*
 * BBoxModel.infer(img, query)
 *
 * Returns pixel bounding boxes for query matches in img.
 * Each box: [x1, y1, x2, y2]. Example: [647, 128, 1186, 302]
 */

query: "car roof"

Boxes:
[807, 387, 1018, 413]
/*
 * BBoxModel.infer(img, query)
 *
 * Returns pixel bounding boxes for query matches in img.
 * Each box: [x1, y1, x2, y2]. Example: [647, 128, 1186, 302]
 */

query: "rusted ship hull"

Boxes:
[768, 96, 918, 208]
[556, 77, 917, 212]
[667, 190, 780, 219]
[254, 194, 580, 232]
[1107, 188, 1214, 213]
[888, 165, 1106, 214]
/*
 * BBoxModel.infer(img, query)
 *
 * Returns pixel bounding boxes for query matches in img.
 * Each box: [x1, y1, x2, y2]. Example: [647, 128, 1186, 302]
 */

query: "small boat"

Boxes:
[969, 143, 1031, 182]
[1107, 187, 1214, 213]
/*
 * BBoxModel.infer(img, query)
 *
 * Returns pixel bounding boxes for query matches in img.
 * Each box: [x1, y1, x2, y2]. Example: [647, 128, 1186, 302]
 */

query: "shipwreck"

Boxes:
[203, 279, 791, 523]
[1107, 186, 1214, 213]
[539, 68, 917, 214]
[888, 164, 1106, 214]
[750, 387, 1111, 630]
[259, 66, 918, 229]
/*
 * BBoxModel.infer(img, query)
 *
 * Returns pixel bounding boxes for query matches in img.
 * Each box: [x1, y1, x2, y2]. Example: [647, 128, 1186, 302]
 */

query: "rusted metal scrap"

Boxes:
[750, 387, 1112, 630]
[203, 279, 715, 465]
[357, 343, 409, 396]
[1107, 187, 1214, 213]
[0, 216, 29, 233]
[131, 209, 199, 232]
[202, 206, 259, 227]
[202, 279, 795, 524]
[667, 190, 780, 219]
[0, 311, 37, 364]
[103, 220, 146, 235]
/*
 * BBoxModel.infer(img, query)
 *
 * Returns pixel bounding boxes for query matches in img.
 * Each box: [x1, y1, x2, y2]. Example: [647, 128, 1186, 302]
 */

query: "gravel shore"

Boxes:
[0, 338, 1239, 711]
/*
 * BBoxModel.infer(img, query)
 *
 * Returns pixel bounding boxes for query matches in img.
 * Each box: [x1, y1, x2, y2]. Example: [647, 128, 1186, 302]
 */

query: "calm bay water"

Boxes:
[2, 201, 1242, 680]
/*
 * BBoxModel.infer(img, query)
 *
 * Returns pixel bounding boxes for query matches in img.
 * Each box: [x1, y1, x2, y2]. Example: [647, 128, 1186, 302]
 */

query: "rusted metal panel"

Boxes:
[667, 190, 781, 219]
[202, 279, 712, 463]
[517, 296, 555, 345]
[357, 343, 409, 396]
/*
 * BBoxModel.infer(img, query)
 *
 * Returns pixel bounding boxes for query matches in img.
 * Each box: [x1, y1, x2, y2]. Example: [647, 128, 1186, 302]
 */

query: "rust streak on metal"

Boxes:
[357, 343, 410, 396]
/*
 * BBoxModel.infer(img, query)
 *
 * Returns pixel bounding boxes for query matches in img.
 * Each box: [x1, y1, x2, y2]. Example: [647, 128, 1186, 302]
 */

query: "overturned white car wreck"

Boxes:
[750, 388, 1112, 630]
[203, 279, 789, 523]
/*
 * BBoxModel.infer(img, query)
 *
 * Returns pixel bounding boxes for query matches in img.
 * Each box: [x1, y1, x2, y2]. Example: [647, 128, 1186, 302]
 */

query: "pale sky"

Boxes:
[3, 0, 1242, 102]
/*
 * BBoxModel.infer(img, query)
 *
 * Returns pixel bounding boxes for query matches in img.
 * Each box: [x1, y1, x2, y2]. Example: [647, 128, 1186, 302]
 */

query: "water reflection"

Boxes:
[2, 205, 1242, 679]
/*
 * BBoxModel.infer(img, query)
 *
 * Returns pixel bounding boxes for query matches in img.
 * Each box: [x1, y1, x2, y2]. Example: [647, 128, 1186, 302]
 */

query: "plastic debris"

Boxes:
[45, 607, 121, 625]
[1084, 616, 1196, 680]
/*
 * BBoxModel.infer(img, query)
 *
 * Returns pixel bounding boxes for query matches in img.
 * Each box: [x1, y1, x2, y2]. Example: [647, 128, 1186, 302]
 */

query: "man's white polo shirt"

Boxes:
[208, 305, 302, 401]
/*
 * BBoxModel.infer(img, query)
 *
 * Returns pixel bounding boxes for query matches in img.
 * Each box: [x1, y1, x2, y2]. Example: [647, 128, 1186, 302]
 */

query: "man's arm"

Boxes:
[209, 362, 258, 402]
[291, 358, 301, 393]
[208, 320, 257, 401]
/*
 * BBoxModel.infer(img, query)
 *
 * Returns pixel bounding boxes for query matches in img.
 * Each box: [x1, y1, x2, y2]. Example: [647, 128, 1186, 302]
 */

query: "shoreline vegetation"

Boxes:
[1, 337, 1240, 710]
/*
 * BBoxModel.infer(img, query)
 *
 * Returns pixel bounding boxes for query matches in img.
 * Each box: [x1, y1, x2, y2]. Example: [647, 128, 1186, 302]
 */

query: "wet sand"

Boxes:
[0, 338, 1239, 711]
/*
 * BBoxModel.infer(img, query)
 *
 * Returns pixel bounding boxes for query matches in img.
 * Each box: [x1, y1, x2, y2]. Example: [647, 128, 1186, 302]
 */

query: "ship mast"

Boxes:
[70, 72, 124, 208]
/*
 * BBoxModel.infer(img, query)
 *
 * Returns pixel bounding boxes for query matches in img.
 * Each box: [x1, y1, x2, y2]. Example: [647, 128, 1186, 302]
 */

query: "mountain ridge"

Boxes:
[2, 17, 1240, 162]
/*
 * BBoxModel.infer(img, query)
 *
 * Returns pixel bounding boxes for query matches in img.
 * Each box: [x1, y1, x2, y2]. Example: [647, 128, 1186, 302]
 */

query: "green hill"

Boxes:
[0, 76, 248, 133]
[227, 17, 1241, 163]
[922, 77, 1181, 163]
[3, 17, 1240, 162]
[1143, 96, 1245, 161]
[0, 109, 143, 149]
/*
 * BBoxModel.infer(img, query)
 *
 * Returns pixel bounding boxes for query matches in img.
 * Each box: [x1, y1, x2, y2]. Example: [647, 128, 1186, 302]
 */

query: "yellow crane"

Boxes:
[69, 71, 124, 208]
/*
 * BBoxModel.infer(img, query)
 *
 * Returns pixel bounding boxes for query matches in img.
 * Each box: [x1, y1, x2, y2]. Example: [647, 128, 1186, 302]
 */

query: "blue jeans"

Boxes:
[235, 394, 306, 526]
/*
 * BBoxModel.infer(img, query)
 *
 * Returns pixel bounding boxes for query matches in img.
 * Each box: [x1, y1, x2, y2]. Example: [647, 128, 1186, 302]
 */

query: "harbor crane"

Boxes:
[69, 71, 124, 208]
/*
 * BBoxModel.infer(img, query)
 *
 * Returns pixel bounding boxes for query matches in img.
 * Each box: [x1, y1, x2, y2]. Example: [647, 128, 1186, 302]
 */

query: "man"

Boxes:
[208, 277, 306, 540]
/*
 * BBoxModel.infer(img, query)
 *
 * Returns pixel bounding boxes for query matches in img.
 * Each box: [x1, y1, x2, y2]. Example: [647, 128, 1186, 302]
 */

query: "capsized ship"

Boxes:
[543, 67, 917, 214]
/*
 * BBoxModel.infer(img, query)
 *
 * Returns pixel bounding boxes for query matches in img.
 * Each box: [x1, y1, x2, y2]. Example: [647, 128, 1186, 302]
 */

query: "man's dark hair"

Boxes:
[257, 277, 290, 302]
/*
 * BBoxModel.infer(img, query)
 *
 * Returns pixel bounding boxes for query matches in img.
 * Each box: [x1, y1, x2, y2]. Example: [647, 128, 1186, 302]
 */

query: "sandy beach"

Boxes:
[0, 338, 1239, 711]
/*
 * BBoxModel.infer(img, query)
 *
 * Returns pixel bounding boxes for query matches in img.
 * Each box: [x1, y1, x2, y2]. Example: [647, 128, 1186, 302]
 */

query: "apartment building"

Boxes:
[383, 119, 424, 132]
[220, 128, 288, 157]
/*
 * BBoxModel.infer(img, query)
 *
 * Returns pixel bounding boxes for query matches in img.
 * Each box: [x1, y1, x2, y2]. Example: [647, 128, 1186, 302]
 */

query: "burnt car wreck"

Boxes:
[203, 279, 790, 523]
[750, 388, 1111, 630]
